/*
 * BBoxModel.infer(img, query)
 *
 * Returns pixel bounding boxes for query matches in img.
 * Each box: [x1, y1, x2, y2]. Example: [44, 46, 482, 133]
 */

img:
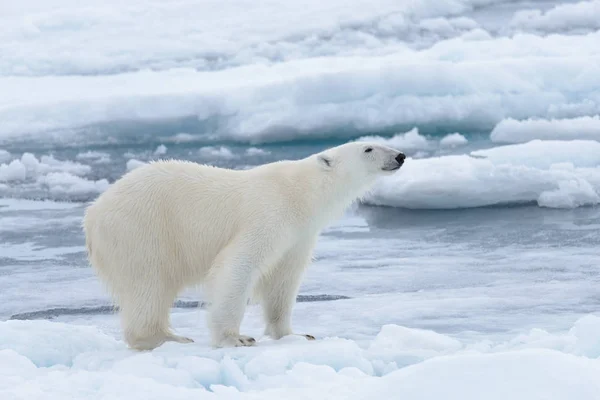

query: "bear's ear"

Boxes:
[318, 155, 332, 170]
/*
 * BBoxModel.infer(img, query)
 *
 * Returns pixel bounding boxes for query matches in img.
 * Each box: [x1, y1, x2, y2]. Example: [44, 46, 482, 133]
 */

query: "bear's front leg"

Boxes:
[207, 237, 276, 348]
[259, 241, 316, 342]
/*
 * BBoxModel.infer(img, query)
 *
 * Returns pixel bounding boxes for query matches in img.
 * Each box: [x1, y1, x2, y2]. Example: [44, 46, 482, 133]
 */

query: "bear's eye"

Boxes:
[364, 147, 373, 153]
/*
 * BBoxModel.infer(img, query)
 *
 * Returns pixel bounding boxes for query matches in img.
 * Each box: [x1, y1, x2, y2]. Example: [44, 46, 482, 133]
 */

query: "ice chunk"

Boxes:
[0, 149, 10, 163]
[0, 320, 120, 368]
[245, 147, 270, 156]
[0, 159, 27, 182]
[439, 133, 468, 147]
[366, 140, 600, 209]
[471, 140, 600, 169]
[509, 1, 600, 33]
[0, 153, 95, 192]
[76, 151, 112, 164]
[126, 159, 146, 171]
[2, 29, 600, 144]
[154, 145, 168, 155]
[37, 172, 109, 196]
[538, 178, 600, 209]
[1, 316, 600, 399]
[357, 128, 430, 153]
[198, 146, 235, 159]
[491, 116, 600, 143]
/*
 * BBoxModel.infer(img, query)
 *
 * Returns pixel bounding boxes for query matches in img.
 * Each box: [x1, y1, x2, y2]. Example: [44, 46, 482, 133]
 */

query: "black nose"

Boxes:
[395, 153, 406, 164]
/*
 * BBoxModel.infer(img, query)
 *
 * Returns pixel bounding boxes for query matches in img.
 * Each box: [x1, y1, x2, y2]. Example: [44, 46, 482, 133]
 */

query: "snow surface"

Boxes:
[126, 158, 146, 171]
[509, 0, 600, 33]
[245, 147, 271, 156]
[76, 151, 112, 164]
[2, 138, 599, 209]
[1, 0, 600, 144]
[367, 140, 600, 209]
[440, 133, 468, 147]
[0, 153, 108, 198]
[198, 146, 236, 159]
[358, 128, 431, 154]
[154, 144, 168, 156]
[1, 315, 600, 399]
[0, 150, 10, 163]
[1, 1, 600, 398]
[491, 116, 600, 143]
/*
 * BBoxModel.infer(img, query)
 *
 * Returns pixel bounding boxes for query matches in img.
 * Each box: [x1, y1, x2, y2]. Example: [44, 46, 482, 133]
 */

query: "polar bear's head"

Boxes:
[315, 142, 405, 181]
[300, 142, 405, 223]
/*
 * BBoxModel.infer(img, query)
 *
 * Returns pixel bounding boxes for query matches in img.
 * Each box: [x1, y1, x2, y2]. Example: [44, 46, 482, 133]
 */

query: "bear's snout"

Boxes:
[395, 153, 406, 165]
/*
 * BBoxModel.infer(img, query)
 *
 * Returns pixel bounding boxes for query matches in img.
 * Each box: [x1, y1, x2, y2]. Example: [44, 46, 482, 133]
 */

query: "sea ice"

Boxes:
[509, 0, 600, 33]
[0, 153, 107, 199]
[440, 133, 468, 147]
[245, 147, 271, 156]
[1, 315, 600, 399]
[1, 28, 599, 144]
[491, 116, 600, 143]
[154, 145, 168, 155]
[366, 140, 600, 209]
[198, 146, 236, 159]
[357, 128, 431, 154]
[0, 149, 10, 163]
[126, 159, 146, 171]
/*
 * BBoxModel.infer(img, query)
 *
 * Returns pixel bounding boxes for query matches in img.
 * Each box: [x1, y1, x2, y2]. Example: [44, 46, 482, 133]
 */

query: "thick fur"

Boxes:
[83, 142, 403, 350]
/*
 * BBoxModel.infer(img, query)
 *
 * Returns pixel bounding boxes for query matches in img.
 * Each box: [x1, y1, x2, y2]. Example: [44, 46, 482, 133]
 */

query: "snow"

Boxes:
[1, 1, 600, 144]
[0, 0, 509, 77]
[491, 116, 600, 143]
[199, 146, 236, 159]
[0, 149, 10, 163]
[509, 0, 600, 33]
[357, 128, 431, 153]
[76, 150, 111, 164]
[38, 172, 110, 197]
[0, 152, 108, 198]
[0, 153, 91, 182]
[245, 147, 271, 156]
[154, 145, 168, 156]
[1, 316, 600, 399]
[126, 158, 146, 171]
[440, 133, 468, 147]
[366, 140, 600, 209]
[1, 1, 599, 397]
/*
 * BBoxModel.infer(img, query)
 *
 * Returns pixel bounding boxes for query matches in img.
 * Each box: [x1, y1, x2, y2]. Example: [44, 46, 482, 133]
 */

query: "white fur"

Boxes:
[83, 142, 403, 350]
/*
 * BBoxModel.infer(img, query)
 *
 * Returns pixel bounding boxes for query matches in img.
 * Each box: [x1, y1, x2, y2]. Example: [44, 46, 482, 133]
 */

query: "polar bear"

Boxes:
[83, 142, 405, 350]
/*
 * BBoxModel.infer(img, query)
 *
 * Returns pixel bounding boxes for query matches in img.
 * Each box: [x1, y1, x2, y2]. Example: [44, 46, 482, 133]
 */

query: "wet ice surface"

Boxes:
[1, 0, 600, 397]
[2, 198, 600, 399]
[2, 197, 599, 342]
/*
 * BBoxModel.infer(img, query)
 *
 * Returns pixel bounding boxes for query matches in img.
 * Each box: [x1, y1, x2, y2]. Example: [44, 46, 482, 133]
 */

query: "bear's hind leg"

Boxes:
[119, 284, 192, 351]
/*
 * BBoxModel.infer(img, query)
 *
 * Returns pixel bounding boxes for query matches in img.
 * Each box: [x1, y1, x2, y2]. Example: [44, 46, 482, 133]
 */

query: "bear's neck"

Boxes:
[296, 161, 373, 231]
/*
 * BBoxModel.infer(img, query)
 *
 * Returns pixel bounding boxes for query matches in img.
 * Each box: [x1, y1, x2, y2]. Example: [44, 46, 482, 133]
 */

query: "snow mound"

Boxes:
[198, 146, 235, 159]
[246, 147, 271, 156]
[76, 150, 112, 164]
[2, 316, 600, 399]
[366, 140, 600, 209]
[440, 133, 468, 147]
[126, 159, 146, 171]
[2, 28, 600, 144]
[154, 145, 168, 156]
[0, 153, 91, 182]
[0, 149, 10, 163]
[357, 128, 431, 154]
[0, 153, 108, 199]
[491, 116, 600, 143]
[509, 0, 600, 33]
